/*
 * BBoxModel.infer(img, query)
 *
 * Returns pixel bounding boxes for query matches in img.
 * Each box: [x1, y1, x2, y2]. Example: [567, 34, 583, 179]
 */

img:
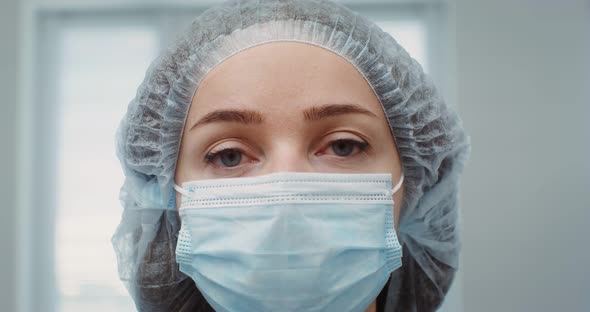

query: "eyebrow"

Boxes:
[189, 104, 377, 131]
[302, 104, 378, 121]
[190, 109, 264, 130]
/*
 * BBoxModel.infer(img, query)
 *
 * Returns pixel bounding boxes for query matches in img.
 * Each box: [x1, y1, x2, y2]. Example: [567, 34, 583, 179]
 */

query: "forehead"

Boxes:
[188, 41, 385, 121]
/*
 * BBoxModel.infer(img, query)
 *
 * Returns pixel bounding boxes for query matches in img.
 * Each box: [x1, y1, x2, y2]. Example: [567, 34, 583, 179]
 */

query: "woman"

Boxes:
[112, 0, 471, 311]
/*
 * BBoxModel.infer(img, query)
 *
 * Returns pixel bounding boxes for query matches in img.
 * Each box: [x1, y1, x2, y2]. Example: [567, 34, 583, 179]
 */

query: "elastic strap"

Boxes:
[392, 174, 404, 194]
[174, 183, 192, 198]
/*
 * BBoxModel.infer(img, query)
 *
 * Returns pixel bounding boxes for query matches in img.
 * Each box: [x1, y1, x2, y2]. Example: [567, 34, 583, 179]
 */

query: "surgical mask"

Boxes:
[174, 172, 404, 312]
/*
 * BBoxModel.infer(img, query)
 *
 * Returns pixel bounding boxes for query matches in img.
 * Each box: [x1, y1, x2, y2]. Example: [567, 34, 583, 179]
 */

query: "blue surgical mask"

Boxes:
[174, 172, 404, 312]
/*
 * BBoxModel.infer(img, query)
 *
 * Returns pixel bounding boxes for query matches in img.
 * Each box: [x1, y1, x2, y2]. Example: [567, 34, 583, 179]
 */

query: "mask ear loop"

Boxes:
[392, 174, 404, 195]
[173, 183, 192, 198]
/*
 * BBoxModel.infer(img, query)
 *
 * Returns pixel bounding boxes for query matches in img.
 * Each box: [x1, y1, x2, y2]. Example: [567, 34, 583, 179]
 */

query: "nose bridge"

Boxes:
[263, 140, 313, 174]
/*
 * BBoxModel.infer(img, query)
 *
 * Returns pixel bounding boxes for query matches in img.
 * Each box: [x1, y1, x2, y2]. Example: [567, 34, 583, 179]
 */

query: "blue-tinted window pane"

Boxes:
[56, 27, 158, 312]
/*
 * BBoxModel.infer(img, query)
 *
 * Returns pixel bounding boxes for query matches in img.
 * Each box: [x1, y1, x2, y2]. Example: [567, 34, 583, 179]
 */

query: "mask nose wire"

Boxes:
[174, 174, 405, 200]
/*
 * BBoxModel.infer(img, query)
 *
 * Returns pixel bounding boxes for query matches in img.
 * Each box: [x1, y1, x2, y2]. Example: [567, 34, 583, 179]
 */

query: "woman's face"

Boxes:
[175, 41, 404, 228]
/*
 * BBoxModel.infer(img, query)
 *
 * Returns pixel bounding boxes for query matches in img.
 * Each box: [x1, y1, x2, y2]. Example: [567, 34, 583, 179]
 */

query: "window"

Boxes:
[56, 25, 159, 312]
[26, 3, 454, 311]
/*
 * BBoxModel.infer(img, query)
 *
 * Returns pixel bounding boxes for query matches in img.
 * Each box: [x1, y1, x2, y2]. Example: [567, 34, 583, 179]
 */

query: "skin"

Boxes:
[175, 41, 404, 312]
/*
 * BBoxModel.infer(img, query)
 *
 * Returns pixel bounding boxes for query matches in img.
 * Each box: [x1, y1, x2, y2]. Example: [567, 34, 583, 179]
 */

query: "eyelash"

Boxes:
[322, 139, 369, 156]
[204, 148, 240, 164]
[203, 139, 370, 166]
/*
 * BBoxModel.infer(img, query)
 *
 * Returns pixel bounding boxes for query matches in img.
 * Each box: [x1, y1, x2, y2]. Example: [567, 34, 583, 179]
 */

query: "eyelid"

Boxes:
[322, 132, 369, 147]
[208, 142, 244, 154]
[207, 138, 262, 155]
[204, 147, 243, 164]
[203, 140, 259, 169]
[315, 133, 371, 157]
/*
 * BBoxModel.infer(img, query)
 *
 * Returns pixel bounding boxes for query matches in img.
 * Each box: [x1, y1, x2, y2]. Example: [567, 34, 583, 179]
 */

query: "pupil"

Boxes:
[221, 150, 241, 167]
[333, 141, 353, 156]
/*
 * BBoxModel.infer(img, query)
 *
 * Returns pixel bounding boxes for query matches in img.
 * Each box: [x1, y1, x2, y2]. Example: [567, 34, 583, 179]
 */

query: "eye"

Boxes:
[204, 147, 251, 168]
[331, 140, 355, 156]
[324, 138, 369, 157]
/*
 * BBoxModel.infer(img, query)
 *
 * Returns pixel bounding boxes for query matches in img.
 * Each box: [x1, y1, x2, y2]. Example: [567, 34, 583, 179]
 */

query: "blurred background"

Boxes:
[0, 0, 588, 311]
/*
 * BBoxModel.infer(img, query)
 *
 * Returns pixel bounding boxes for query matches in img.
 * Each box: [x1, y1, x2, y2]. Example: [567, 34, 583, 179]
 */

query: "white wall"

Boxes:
[0, 0, 18, 311]
[0, 0, 18, 310]
[453, 0, 590, 311]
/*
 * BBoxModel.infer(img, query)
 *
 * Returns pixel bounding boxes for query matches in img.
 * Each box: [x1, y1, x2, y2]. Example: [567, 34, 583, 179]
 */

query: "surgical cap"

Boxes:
[112, 0, 471, 311]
